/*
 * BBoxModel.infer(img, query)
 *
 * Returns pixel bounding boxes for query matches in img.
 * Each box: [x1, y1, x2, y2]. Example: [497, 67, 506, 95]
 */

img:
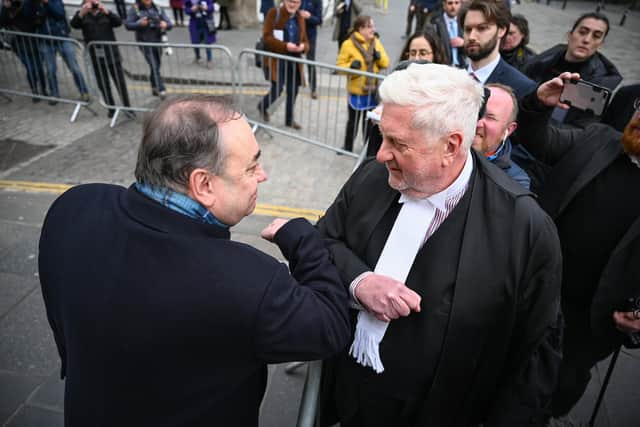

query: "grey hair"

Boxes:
[378, 63, 484, 150]
[134, 95, 242, 192]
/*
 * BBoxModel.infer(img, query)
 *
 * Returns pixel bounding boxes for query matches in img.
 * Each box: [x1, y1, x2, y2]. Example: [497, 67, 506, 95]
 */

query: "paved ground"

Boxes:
[1, 1, 639, 426]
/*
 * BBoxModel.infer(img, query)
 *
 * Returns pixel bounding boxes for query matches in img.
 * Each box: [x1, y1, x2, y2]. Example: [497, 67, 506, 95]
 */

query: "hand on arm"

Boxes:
[354, 273, 421, 322]
[261, 218, 290, 242]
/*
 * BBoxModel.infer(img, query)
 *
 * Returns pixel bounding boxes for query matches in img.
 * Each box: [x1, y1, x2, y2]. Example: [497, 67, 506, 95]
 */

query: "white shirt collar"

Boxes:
[467, 54, 501, 84]
[629, 154, 640, 168]
[400, 150, 474, 212]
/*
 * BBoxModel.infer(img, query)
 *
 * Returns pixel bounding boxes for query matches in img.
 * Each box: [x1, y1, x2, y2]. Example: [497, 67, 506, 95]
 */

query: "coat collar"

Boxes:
[122, 185, 230, 240]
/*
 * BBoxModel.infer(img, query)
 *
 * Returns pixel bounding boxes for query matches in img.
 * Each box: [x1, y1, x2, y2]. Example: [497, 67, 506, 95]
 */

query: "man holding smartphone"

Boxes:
[513, 72, 640, 426]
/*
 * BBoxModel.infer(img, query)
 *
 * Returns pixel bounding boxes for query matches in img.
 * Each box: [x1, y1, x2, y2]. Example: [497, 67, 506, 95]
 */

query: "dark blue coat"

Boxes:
[23, 0, 70, 36]
[487, 57, 537, 100]
[38, 184, 350, 426]
[301, 0, 322, 41]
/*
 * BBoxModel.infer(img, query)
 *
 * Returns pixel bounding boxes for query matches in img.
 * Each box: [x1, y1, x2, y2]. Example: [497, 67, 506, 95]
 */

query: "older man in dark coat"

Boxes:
[38, 95, 351, 427]
[317, 63, 562, 427]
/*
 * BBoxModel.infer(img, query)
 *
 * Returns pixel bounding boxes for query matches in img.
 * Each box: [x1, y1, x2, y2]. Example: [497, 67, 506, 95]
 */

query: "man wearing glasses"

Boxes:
[514, 73, 640, 426]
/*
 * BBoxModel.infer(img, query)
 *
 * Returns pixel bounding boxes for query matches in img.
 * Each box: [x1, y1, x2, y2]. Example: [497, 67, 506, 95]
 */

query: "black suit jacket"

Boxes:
[515, 94, 640, 352]
[430, 13, 465, 67]
[317, 153, 562, 426]
[38, 184, 351, 427]
[486, 57, 537, 100]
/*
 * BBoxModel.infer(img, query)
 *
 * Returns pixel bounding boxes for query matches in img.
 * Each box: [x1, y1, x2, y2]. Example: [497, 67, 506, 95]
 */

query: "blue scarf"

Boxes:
[135, 182, 229, 229]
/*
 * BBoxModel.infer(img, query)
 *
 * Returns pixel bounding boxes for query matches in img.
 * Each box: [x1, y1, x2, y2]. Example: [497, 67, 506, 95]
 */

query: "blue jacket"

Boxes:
[23, 0, 70, 37]
[489, 139, 531, 190]
[486, 57, 537, 100]
[301, 0, 322, 40]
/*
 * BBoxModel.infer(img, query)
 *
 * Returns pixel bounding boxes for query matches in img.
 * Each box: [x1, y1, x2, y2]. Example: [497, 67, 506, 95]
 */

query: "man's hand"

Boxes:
[300, 10, 311, 19]
[139, 17, 149, 27]
[409, 5, 415, 12]
[79, 2, 92, 16]
[613, 311, 640, 334]
[450, 36, 464, 48]
[536, 71, 581, 109]
[160, 20, 167, 30]
[286, 42, 298, 52]
[261, 218, 290, 241]
[355, 274, 421, 322]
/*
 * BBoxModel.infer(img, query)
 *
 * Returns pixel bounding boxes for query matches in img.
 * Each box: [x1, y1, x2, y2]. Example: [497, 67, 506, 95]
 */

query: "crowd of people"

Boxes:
[0, 0, 228, 110]
[6, 1, 640, 426]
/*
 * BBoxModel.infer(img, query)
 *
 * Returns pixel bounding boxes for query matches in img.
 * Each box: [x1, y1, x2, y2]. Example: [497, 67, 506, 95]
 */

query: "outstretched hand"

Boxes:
[260, 218, 289, 242]
[536, 72, 581, 109]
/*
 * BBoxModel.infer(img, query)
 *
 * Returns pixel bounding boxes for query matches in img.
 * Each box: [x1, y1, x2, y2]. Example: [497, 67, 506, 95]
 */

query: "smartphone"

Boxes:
[559, 79, 611, 116]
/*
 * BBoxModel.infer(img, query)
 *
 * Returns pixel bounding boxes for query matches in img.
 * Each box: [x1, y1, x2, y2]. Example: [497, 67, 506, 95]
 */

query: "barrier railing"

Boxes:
[0, 30, 94, 122]
[85, 40, 236, 127]
[236, 48, 386, 158]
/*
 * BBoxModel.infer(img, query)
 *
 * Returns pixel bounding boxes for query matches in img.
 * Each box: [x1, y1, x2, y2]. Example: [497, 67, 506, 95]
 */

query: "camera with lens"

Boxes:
[148, 17, 161, 29]
[618, 296, 640, 349]
[91, 1, 99, 10]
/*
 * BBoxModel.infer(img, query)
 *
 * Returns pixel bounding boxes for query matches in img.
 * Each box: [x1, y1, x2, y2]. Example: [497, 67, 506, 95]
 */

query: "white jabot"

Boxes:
[349, 151, 474, 373]
[466, 54, 501, 84]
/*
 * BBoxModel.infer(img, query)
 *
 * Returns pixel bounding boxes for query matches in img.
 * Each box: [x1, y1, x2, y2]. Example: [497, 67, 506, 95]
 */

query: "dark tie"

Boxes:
[469, 72, 480, 82]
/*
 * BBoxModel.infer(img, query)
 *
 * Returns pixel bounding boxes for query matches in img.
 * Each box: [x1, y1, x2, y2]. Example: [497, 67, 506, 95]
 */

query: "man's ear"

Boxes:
[506, 121, 518, 138]
[498, 25, 507, 39]
[187, 168, 216, 209]
[442, 131, 464, 166]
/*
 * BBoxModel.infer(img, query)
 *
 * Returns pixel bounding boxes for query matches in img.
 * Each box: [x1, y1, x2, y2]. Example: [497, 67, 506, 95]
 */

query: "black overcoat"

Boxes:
[317, 153, 562, 426]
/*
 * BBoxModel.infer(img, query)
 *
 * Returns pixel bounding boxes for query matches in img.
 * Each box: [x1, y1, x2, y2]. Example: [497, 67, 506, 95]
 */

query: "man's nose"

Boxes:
[376, 139, 393, 163]
[257, 165, 268, 183]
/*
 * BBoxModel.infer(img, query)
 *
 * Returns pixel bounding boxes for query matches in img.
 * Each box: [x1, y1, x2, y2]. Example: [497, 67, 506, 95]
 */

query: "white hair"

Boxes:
[378, 63, 484, 150]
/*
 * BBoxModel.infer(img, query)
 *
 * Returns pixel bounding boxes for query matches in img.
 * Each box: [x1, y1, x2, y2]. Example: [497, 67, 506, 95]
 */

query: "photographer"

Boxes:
[0, 0, 47, 101]
[125, 0, 172, 99]
[184, 0, 215, 67]
[513, 72, 640, 426]
[71, 0, 131, 117]
[23, 0, 90, 104]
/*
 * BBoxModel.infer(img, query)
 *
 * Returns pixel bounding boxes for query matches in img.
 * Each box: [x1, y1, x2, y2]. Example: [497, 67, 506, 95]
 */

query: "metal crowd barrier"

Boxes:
[236, 48, 386, 159]
[0, 30, 94, 122]
[85, 40, 236, 127]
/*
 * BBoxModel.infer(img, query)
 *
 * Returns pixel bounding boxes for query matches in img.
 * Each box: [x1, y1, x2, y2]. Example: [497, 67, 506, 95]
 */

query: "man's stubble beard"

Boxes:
[466, 31, 499, 62]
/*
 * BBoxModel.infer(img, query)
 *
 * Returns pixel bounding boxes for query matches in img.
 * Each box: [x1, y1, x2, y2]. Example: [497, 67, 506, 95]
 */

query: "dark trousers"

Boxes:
[344, 103, 372, 152]
[12, 36, 47, 96]
[306, 35, 317, 92]
[172, 7, 184, 25]
[114, 0, 127, 19]
[416, 10, 430, 32]
[90, 49, 131, 109]
[405, 5, 416, 36]
[551, 307, 614, 417]
[259, 60, 300, 125]
[140, 46, 165, 92]
[193, 25, 212, 61]
[219, 6, 232, 29]
[366, 123, 383, 157]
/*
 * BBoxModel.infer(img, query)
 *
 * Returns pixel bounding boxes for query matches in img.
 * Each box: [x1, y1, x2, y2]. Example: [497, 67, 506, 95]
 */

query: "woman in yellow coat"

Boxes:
[336, 15, 389, 152]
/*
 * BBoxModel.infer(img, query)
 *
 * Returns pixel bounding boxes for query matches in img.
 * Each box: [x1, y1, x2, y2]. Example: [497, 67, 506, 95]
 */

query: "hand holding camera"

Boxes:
[614, 296, 640, 348]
